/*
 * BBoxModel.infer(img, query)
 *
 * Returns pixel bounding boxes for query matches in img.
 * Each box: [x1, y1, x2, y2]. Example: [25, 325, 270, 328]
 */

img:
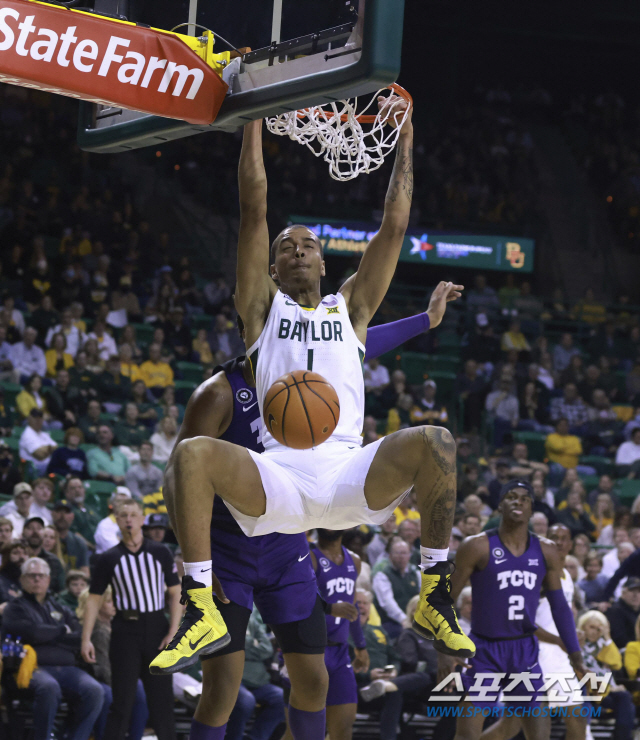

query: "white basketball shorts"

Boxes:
[225, 438, 409, 536]
[538, 642, 583, 707]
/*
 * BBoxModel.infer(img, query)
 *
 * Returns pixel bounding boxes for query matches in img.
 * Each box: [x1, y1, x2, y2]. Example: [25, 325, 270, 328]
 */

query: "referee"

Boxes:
[81, 498, 181, 740]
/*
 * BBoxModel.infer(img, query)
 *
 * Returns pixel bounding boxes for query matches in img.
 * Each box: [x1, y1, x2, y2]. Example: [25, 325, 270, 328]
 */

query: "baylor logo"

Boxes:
[278, 319, 343, 343]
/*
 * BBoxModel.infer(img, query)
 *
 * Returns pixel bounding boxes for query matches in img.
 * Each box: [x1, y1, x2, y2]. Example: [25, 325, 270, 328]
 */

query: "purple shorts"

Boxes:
[325, 643, 357, 706]
[211, 528, 318, 625]
[461, 633, 544, 708]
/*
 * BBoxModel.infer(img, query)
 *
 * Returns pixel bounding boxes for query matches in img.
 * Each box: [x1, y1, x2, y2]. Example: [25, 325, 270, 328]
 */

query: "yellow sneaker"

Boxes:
[149, 576, 231, 675]
[412, 562, 476, 658]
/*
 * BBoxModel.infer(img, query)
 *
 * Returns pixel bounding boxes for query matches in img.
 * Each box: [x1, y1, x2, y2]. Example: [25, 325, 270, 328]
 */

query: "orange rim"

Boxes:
[296, 83, 413, 124]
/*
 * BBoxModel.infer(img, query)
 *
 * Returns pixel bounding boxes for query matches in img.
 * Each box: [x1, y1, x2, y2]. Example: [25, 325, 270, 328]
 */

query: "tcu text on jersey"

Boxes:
[496, 570, 538, 590]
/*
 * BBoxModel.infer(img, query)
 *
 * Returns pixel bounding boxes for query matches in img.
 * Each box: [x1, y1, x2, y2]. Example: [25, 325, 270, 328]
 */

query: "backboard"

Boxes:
[76, 0, 405, 153]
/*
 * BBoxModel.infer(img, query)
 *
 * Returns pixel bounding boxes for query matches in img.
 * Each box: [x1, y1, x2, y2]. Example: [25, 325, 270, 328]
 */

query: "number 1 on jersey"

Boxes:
[307, 349, 314, 371]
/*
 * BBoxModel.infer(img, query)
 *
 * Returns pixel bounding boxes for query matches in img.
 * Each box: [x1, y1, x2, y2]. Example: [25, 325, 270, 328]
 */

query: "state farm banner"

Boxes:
[0, 0, 228, 124]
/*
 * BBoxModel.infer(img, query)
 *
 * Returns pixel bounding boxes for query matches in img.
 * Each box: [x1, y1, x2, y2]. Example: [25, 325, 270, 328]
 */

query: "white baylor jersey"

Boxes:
[535, 568, 574, 635]
[247, 290, 365, 449]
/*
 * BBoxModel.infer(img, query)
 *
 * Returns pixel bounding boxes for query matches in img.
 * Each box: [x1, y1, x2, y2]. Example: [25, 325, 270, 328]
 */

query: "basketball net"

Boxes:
[265, 84, 413, 182]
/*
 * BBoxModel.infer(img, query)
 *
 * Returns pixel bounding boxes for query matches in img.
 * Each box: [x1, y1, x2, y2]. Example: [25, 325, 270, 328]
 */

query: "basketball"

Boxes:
[263, 370, 340, 449]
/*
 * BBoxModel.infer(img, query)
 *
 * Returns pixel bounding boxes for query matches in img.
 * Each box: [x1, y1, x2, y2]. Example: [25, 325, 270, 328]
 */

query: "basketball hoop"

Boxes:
[265, 84, 413, 182]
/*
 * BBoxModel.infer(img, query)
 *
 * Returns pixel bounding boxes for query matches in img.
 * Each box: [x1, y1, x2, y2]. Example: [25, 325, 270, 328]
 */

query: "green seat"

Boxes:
[11, 426, 23, 438]
[512, 431, 547, 462]
[423, 371, 456, 402]
[3, 437, 20, 454]
[191, 315, 213, 331]
[152, 460, 166, 472]
[131, 323, 156, 346]
[425, 355, 460, 374]
[579, 474, 601, 491]
[174, 380, 197, 404]
[579, 455, 615, 477]
[49, 429, 65, 443]
[614, 479, 640, 505]
[84, 480, 116, 497]
[0, 383, 22, 409]
[400, 352, 429, 384]
[80, 444, 97, 453]
[176, 362, 205, 385]
[437, 331, 461, 350]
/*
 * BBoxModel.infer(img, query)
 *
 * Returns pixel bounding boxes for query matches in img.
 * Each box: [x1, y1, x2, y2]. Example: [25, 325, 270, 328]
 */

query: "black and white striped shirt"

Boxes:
[90, 539, 179, 613]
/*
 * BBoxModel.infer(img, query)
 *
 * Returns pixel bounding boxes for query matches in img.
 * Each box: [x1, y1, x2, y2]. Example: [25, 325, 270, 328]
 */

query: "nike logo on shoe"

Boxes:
[298, 553, 309, 562]
[189, 630, 212, 650]
[242, 403, 258, 412]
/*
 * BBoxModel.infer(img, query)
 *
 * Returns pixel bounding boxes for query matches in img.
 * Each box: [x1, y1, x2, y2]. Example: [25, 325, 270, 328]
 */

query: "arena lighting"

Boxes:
[0, 0, 229, 123]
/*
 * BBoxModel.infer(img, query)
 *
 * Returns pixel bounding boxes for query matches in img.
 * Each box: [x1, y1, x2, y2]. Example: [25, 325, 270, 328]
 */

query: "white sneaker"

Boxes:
[359, 679, 387, 702]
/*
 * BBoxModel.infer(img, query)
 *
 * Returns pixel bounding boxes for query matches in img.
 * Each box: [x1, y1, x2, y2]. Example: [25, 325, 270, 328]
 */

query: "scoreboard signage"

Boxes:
[291, 219, 534, 273]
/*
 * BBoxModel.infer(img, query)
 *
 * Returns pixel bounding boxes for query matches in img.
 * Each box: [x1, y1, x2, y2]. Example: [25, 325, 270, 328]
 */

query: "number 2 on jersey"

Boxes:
[508, 594, 524, 621]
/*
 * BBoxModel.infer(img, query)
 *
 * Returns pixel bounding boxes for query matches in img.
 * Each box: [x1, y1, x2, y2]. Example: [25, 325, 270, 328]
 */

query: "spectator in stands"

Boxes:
[509, 442, 549, 480]
[78, 399, 102, 444]
[149, 416, 178, 463]
[45, 308, 86, 358]
[550, 383, 590, 432]
[125, 440, 163, 499]
[553, 333, 580, 374]
[0, 443, 21, 496]
[411, 380, 448, 427]
[47, 427, 88, 479]
[577, 610, 635, 740]
[63, 477, 100, 548]
[163, 306, 191, 361]
[572, 287, 607, 326]
[118, 325, 144, 364]
[118, 345, 141, 385]
[364, 357, 390, 393]
[485, 376, 519, 447]
[86, 424, 129, 484]
[386, 393, 419, 435]
[52, 500, 89, 576]
[462, 313, 501, 369]
[616, 427, 640, 478]
[531, 512, 549, 537]
[500, 319, 531, 356]
[111, 276, 142, 321]
[5, 482, 35, 539]
[372, 540, 420, 640]
[367, 514, 397, 568]
[545, 418, 585, 483]
[42, 525, 64, 565]
[0, 541, 26, 609]
[114, 403, 150, 449]
[22, 517, 65, 592]
[604, 579, 640, 649]
[394, 490, 420, 526]
[2, 557, 104, 740]
[143, 513, 168, 543]
[208, 313, 243, 364]
[466, 274, 500, 318]
[2, 293, 24, 336]
[456, 359, 488, 431]
[43, 369, 83, 427]
[458, 513, 482, 537]
[226, 607, 286, 740]
[44, 332, 74, 379]
[89, 321, 118, 363]
[0, 515, 13, 549]
[98, 356, 132, 410]
[204, 275, 231, 313]
[588, 473, 617, 511]
[397, 519, 421, 562]
[192, 328, 213, 368]
[29, 294, 57, 338]
[84, 338, 105, 374]
[557, 487, 596, 539]
[94, 488, 133, 553]
[559, 354, 585, 389]
[69, 350, 98, 404]
[57, 570, 89, 610]
[590, 494, 615, 541]
[354, 589, 398, 685]
[359, 595, 437, 740]
[0, 325, 14, 381]
[19, 408, 57, 474]
[578, 553, 609, 607]
[139, 343, 174, 397]
[16, 373, 51, 422]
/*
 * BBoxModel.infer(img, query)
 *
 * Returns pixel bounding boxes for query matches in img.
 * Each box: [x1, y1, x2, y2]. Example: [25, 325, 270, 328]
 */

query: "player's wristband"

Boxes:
[349, 616, 367, 650]
[546, 588, 580, 655]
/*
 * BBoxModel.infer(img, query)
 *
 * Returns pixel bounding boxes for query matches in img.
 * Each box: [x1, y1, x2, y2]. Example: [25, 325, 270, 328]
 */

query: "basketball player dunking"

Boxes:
[439, 481, 585, 740]
[154, 97, 474, 737]
[151, 310, 447, 740]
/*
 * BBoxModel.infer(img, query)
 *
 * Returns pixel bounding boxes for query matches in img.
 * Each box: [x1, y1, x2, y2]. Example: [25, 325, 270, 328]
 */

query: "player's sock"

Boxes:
[183, 560, 213, 589]
[190, 719, 226, 740]
[288, 706, 326, 740]
[420, 547, 449, 571]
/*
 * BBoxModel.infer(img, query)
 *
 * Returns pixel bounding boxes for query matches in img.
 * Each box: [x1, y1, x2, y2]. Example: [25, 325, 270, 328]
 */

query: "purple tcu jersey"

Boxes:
[208, 357, 315, 625]
[312, 544, 358, 643]
[470, 529, 546, 640]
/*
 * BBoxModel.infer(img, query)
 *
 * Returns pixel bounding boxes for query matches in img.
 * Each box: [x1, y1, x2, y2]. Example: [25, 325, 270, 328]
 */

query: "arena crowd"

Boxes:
[1, 83, 640, 739]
